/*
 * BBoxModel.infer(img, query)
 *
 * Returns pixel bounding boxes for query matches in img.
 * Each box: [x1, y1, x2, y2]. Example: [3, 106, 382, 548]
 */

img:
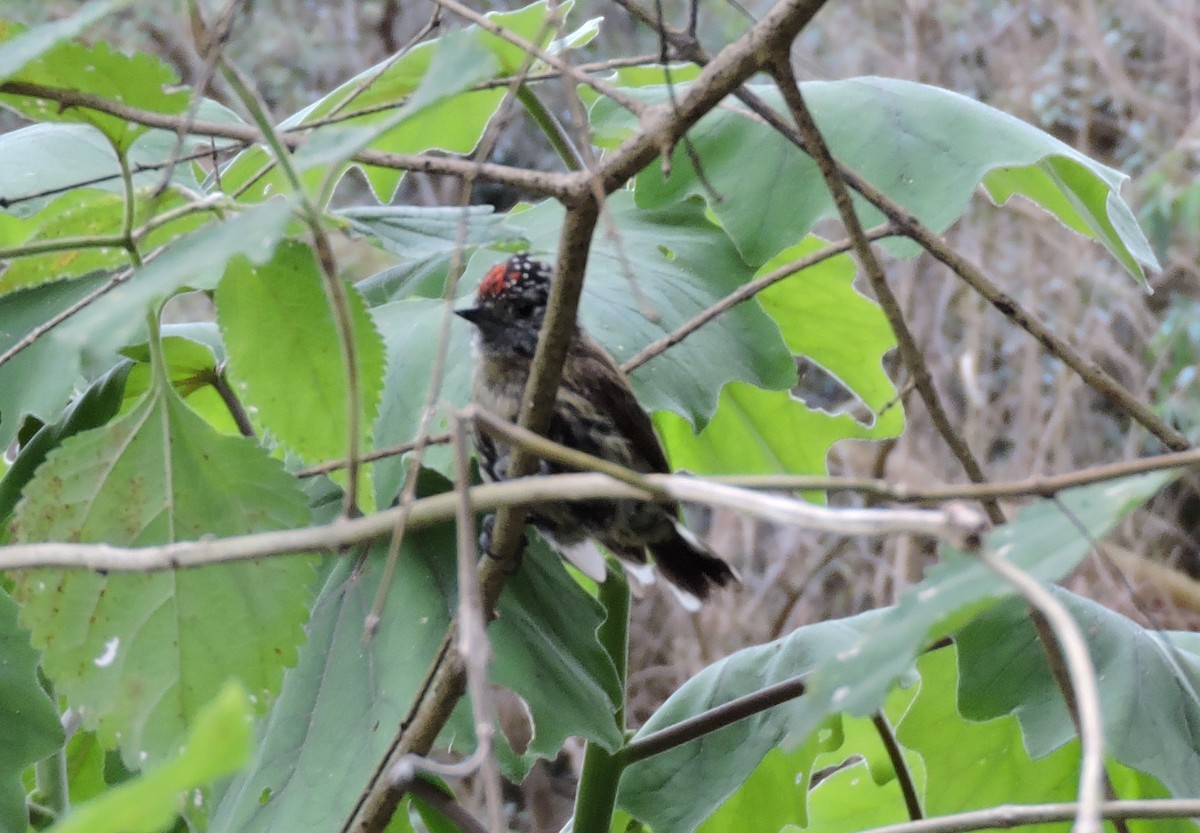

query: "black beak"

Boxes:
[455, 306, 491, 327]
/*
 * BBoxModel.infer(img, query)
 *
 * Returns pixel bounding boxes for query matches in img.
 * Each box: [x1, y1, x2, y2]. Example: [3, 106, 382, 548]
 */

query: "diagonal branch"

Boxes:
[767, 58, 1004, 526]
[0, 80, 576, 200]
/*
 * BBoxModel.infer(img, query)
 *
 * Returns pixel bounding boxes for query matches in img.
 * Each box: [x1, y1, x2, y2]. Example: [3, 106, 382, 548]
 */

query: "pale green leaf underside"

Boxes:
[591, 77, 1157, 280]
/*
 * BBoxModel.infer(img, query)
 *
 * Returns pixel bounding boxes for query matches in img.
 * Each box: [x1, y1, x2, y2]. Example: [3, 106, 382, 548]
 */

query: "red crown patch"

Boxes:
[477, 253, 548, 300]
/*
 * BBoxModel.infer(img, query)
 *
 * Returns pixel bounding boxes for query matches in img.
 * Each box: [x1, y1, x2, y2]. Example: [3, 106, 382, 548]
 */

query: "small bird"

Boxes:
[456, 253, 737, 604]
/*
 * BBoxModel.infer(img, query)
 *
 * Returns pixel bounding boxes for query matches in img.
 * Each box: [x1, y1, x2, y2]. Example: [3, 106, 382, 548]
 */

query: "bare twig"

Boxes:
[0, 471, 992, 573]
[431, 0, 645, 116]
[295, 433, 452, 478]
[622, 675, 808, 764]
[0, 80, 576, 200]
[857, 799, 1200, 833]
[405, 778, 490, 833]
[450, 415, 503, 833]
[979, 549, 1104, 833]
[622, 224, 896, 372]
[871, 711, 922, 821]
[768, 58, 1003, 525]
[219, 57, 364, 516]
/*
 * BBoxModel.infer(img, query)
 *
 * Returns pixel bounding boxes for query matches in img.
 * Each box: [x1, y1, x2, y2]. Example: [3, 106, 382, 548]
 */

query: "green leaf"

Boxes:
[216, 239, 386, 495]
[756, 237, 900, 419]
[0, 360, 130, 527]
[289, 28, 500, 186]
[0, 585, 64, 833]
[0, 37, 189, 151]
[617, 614, 882, 833]
[896, 647, 1078, 827]
[211, 530, 618, 832]
[47, 681, 253, 833]
[222, 0, 570, 203]
[504, 193, 797, 427]
[695, 745, 829, 833]
[0, 4, 131, 81]
[485, 536, 623, 774]
[0, 189, 212, 292]
[345, 205, 524, 304]
[957, 589, 1200, 804]
[591, 78, 1158, 279]
[11, 372, 314, 767]
[802, 472, 1174, 723]
[370, 298, 474, 502]
[655, 380, 897, 478]
[653, 236, 901, 476]
[121, 334, 241, 436]
[0, 122, 213, 218]
[0, 200, 293, 450]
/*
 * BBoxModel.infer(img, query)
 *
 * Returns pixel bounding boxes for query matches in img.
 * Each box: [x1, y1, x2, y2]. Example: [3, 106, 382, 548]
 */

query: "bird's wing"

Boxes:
[567, 335, 672, 474]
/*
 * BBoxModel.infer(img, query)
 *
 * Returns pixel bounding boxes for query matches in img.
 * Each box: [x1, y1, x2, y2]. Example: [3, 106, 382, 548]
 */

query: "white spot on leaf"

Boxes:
[93, 637, 120, 668]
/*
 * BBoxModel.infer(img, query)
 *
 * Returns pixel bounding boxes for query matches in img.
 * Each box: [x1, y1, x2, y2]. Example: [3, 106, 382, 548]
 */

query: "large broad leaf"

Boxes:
[0, 200, 292, 450]
[455, 534, 623, 779]
[654, 236, 902, 476]
[0, 586, 64, 833]
[655, 380, 898, 478]
[0, 32, 188, 151]
[46, 682, 253, 833]
[618, 473, 1171, 833]
[370, 298, 474, 504]
[800, 473, 1173, 722]
[211, 530, 619, 833]
[216, 239, 386, 500]
[617, 614, 881, 833]
[503, 193, 797, 427]
[345, 205, 524, 304]
[10, 370, 314, 768]
[800, 644, 1186, 833]
[0, 113, 236, 218]
[756, 237, 899, 419]
[590, 78, 1157, 279]
[957, 589, 1200, 805]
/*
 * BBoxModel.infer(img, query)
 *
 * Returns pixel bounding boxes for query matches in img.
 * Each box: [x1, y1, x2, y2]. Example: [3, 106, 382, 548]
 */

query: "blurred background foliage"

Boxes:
[5, 1, 1199, 827]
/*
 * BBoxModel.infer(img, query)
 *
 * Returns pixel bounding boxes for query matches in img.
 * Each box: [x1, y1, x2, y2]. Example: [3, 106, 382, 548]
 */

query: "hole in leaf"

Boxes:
[793, 357, 875, 427]
[493, 685, 534, 755]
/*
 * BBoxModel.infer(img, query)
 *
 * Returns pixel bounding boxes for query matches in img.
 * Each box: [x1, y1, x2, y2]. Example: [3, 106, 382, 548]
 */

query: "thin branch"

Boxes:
[219, 57, 364, 516]
[0, 267, 134, 370]
[450, 415, 503, 833]
[718, 447, 1196, 499]
[0, 80, 576, 199]
[871, 711, 922, 821]
[857, 799, 1200, 833]
[210, 365, 256, 437]
[979, 549, 1105, 833]
[405, 779, 490, 833]
[622, 224, 896, 373]
[622, 675, 808, 764]
[295, 433, 451, 478]
[769, 58, 1003, 526]
[430, 0, 645, 116]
